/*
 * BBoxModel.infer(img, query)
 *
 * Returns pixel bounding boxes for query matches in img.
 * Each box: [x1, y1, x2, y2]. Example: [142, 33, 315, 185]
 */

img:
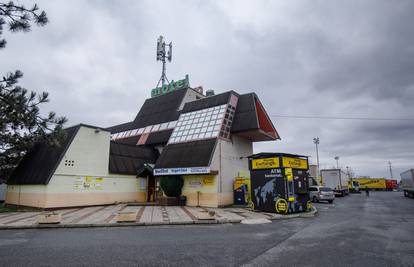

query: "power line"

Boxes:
[270, 115, 414, 121]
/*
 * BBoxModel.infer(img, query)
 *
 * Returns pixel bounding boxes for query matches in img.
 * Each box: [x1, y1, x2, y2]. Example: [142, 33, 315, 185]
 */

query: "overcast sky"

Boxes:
[1, 0, 413, 179]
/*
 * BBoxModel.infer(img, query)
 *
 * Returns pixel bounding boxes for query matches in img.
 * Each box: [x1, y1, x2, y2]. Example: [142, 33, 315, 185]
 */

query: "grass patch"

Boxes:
[0, 203, 18, 213]
[0, 202, 39, 213]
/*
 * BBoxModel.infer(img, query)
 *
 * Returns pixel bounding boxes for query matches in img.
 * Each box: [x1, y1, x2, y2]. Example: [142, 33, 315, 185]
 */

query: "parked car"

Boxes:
[309, 186, 335, 203]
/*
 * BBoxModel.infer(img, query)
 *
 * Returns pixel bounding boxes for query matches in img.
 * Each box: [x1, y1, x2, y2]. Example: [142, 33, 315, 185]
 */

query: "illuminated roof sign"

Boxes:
[151, 75, 189, 98]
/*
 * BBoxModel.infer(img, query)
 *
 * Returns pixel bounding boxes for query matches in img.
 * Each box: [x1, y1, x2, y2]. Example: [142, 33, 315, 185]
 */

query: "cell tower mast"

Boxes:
[156, 35, 172, 88]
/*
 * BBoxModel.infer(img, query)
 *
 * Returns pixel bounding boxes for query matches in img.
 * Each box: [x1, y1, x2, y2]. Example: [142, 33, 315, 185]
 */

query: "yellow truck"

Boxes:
[354, 178, 386, 190]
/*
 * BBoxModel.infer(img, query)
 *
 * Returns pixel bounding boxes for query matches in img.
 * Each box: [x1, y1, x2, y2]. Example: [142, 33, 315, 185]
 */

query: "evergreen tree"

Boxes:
[0, 2, 66, 181]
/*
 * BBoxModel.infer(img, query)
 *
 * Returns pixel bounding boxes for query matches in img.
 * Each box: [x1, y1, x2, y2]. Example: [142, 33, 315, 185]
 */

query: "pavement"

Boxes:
[0, 204, 316, 229]
[0, 191, 412, 266]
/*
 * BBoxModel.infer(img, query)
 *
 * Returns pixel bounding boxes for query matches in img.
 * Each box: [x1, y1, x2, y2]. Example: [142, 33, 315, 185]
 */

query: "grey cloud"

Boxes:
[1, 0, 413, 178]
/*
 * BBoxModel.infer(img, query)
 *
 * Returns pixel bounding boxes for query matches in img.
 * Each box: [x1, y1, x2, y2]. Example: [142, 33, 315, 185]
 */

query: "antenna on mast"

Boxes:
[156, 35, 172, 88]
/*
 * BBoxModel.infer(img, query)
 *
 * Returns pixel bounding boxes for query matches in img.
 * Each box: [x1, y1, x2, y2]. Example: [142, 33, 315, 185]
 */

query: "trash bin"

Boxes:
[248, 153, 311, 214]
[179, 196, 187, 206]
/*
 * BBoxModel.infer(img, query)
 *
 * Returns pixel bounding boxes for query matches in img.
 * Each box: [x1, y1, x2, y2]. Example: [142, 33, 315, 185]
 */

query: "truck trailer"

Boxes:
[354, 178, 386, 190]
[321, 169, 349, 196]
[385, 179, 398, 191]
[400, 169, 414, 198]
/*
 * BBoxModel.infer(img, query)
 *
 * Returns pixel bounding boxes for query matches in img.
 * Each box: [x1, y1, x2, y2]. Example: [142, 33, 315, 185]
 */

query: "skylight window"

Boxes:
[168, 101, 237, 144]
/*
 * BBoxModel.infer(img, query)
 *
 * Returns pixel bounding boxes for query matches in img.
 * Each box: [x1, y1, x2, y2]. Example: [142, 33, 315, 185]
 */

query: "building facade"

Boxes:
[6, 79, 279, 208]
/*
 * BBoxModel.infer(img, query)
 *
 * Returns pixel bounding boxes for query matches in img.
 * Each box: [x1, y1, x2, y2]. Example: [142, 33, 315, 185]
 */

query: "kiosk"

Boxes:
[248, 153, 311, 214]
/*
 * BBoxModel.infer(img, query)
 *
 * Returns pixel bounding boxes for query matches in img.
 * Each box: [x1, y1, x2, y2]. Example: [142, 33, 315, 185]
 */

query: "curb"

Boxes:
[0, 208, 317, 230]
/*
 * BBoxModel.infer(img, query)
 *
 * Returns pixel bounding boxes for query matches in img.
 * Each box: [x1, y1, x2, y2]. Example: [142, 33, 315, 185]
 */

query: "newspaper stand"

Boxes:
[248, 153, 311, 214]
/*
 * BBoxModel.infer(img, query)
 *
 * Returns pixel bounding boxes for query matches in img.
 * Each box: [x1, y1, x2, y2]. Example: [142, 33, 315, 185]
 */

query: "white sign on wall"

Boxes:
[153, 167, 210, 176]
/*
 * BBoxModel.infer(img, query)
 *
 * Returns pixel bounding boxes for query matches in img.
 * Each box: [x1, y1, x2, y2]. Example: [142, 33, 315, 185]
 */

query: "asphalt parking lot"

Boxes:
[0, 191, 413, 266]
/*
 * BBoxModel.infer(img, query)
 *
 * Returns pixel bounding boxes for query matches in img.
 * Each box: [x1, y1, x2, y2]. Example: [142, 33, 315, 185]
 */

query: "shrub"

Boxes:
[160, 176, 184, 197]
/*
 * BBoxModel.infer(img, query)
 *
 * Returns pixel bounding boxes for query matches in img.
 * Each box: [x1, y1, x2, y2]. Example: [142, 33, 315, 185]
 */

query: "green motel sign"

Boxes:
[151, 75, 190, 98]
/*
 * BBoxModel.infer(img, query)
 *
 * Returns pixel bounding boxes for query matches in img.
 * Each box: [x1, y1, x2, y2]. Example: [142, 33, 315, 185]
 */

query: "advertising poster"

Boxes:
[74, 176, 104, 190]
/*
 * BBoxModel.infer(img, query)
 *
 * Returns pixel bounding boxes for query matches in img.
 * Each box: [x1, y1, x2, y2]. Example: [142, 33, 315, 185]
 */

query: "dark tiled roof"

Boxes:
[133, 88, 188, 128]
[155, 139, 217, 168]
[113, 136, 140, 145]
[106, 121, 134, 134]
[109, 142, 158, 175]
[231, 93, 259, 133]
[181, 91, 237, 113]
[7, 125, 81, 185]
[145, 129, 173, 145]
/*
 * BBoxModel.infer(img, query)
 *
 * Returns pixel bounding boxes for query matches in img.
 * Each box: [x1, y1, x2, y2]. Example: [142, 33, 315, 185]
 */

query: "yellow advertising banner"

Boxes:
[282, 157, 308, 169]
[251, 157, 279, 169]
[202, 176, 215, 186]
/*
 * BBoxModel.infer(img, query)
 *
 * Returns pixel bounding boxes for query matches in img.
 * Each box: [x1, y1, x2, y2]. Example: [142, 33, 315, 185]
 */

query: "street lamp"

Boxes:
[334, 156, 339, 169]
[313, 137, 320, 183]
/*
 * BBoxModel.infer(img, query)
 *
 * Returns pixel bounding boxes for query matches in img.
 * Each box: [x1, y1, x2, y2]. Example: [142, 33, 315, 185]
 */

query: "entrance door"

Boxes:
[147, 176, 156, 202]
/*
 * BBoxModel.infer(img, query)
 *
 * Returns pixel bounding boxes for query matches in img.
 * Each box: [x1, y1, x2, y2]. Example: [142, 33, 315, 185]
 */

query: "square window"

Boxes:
[197, 133, 204, 139]
[215, 119, 222, 125]
[202, 121, 209, 127]
[207, 126, 214, 131]
[143, 126, 151, 133]
[152, 124, 161, 132]
[196, 122, 203, 128]
[189, 129, 195, 135]
[168, 121, 177, 128]
[214, 124, 221, 131]
[212, 130, 219, 136]
[129, 129, 137, 136]
[159, 123, 168, 130]
[194, 128, 201, 133]
[185, 124, 191, 130]
[208, 120, 215, 126]
[201, 127, 208, 133]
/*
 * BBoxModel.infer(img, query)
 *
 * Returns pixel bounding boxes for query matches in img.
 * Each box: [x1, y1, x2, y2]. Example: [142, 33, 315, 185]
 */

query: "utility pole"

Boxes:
[388, 161, 394, 179]
[313, 137, 321, 184]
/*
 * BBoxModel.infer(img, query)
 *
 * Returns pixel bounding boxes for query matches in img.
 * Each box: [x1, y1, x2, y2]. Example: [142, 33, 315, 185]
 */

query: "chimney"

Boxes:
[206, 89, 215, 97]
[193, 86, 203, 95]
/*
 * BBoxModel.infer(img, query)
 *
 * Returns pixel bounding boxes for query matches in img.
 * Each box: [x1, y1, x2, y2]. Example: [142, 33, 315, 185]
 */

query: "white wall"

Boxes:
[178, 89, 205, 110]
[6, 126, 148, 208]
[54, 126, 110, 177]
[209, 135, 252, 206]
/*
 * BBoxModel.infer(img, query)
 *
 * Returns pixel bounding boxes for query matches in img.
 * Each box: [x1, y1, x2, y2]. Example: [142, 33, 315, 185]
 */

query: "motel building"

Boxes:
[5, 75, 280, 208]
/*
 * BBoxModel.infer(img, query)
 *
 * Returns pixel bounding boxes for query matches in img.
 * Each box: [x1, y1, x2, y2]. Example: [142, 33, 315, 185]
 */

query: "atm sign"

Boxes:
[251, 157, 279, 169]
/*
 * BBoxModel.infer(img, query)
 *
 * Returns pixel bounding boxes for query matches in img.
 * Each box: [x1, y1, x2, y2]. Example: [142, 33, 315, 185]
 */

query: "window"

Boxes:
[152, 124, 161, 132]
[168, 101, 237, 144]
[143, 125, 152, 133]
